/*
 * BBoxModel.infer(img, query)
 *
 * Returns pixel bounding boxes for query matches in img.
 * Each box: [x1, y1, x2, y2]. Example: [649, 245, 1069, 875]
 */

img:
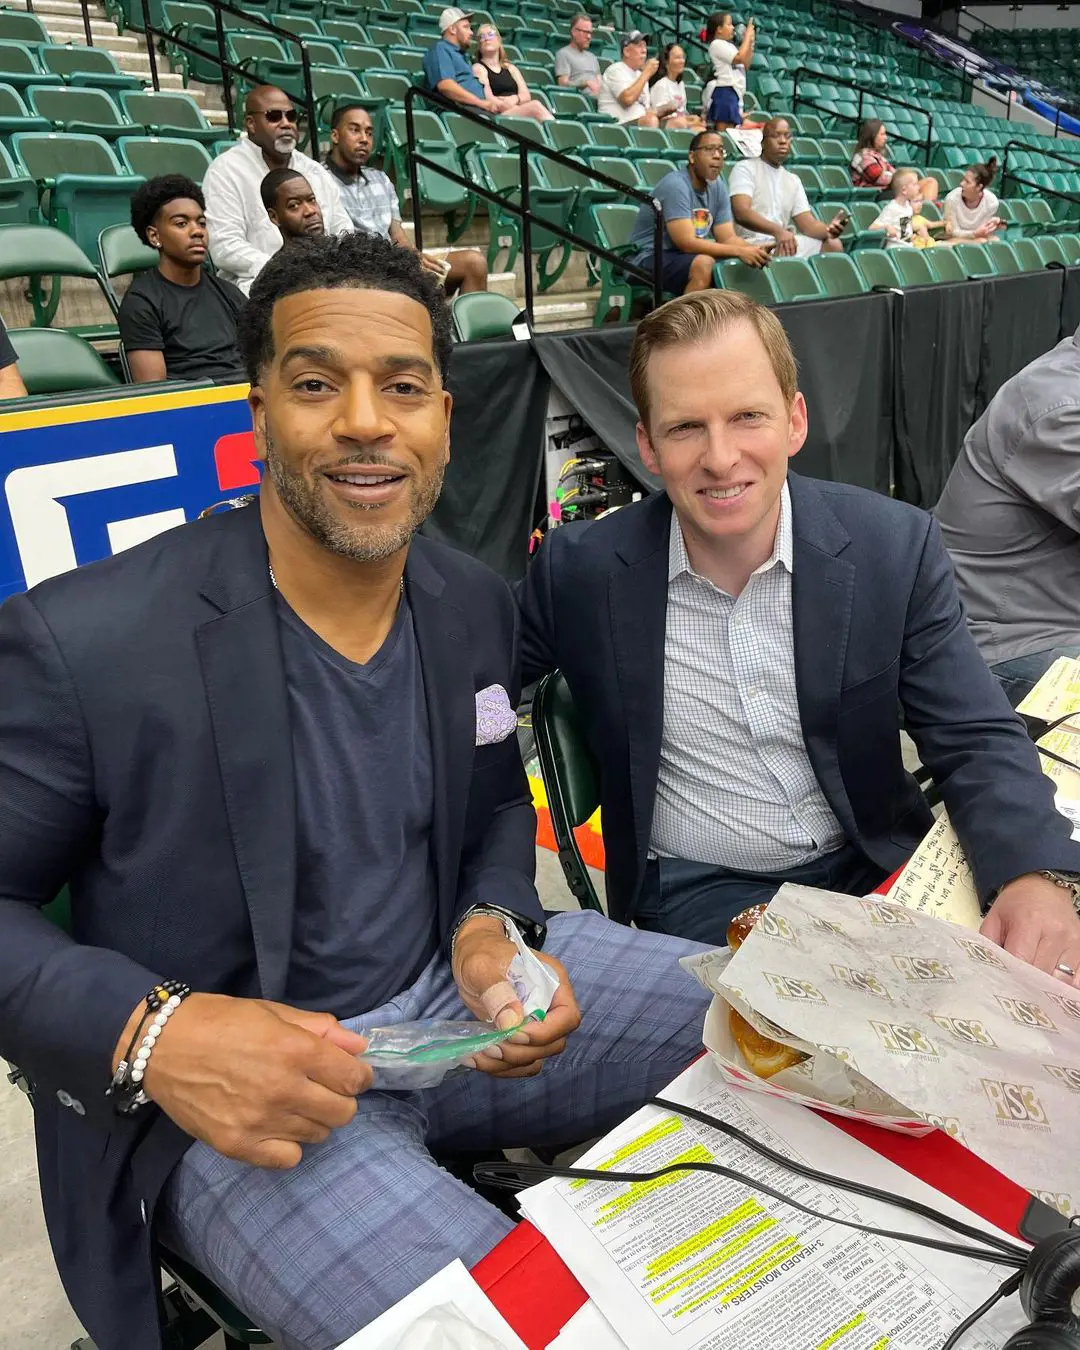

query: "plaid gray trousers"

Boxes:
[159, 911, 710, 1350]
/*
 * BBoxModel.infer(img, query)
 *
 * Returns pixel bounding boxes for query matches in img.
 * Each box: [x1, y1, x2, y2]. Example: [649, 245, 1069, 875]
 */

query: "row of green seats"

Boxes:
[716, 235, 1080, 304]
[0, 38, 144, 94]
[0, 77, 219, 141]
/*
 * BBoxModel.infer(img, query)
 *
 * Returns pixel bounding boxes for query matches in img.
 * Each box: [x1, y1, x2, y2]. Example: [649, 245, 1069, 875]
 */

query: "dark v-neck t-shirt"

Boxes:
[278, 592, 439, 1018]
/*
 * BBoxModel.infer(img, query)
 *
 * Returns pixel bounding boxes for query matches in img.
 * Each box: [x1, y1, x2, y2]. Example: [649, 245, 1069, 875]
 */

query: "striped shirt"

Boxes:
[649, 484, 845, 870]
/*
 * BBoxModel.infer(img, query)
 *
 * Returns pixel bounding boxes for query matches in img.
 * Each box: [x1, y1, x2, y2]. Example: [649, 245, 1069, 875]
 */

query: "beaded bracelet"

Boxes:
[106, 980, 191, 1117]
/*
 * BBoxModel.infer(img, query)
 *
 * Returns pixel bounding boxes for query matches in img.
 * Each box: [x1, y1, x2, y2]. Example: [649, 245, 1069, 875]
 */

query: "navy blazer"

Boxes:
[0, 503, 541, 1350]
[518, 472, 1080, 924]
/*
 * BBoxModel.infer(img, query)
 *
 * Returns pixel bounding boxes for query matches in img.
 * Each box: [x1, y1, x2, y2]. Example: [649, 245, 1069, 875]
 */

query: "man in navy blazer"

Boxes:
[0, 234, 710, 1350]
[519, 290, 1080, 974]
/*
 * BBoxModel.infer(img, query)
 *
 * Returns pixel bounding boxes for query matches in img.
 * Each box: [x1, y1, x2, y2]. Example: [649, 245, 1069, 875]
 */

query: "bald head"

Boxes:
[244, 85, 299, 164]
[761, 117, 793, 167]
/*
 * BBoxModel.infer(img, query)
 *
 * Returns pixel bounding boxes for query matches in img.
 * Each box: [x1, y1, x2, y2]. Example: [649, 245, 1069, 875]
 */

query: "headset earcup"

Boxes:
[1001, 1324, 1080, 1350]
[1021, 1230, 1080, 1324]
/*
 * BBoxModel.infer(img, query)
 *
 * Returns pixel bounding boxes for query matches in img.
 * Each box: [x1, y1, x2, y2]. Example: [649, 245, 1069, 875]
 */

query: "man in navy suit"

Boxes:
[0, 234, 710, 1350]
[519, 290, 1080, 974]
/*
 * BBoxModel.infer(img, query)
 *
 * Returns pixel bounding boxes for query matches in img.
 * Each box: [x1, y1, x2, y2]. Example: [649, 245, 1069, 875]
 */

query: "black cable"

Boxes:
[650, 1095, 1031, 1261]
[474, 1157, 1025, 1269]
[940, 1272, 1022, 1350]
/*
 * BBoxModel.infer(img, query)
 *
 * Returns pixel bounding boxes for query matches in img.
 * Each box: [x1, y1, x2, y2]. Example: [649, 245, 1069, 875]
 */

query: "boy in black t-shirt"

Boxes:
[118, 175, 248, 385]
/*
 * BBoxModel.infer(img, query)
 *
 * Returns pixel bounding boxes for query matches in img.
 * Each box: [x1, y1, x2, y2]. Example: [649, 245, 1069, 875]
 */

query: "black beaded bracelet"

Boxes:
[106, 980, 191, 1117]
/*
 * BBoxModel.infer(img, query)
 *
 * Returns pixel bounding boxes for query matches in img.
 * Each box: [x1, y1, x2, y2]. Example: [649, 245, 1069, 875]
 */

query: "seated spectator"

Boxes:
[704, 11, 753, 130]
[0, 315, 27, 398]
[422, 8, 499, 114]
[625, 130, 771, 295]
[473, 23, 553, 121]
[850, 120, 937, 202]
[554, 13, 601, 96]
[597, 31, 660, 128]
[119, 175, 246, 385]
[203, 85, 351, 294]
[870, 168, 923, 247]
[729, 118, 846, 257]
[327, 103, 487, 295]
[936, 323, 1080, 706]
[943, 159, 1003, 242]
[262, 168, 325, 245]
[649, 44, 705, 130]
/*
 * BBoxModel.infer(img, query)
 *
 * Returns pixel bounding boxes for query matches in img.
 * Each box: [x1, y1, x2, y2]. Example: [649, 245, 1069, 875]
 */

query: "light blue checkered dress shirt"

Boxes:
[650, 483, 845, 871]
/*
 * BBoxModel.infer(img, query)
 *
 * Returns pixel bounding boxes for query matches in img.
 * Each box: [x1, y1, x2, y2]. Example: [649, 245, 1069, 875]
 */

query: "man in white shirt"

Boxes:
[597, 30, 660, 127]
[729, 118, 846, 258]
[203, 85, 352, 294]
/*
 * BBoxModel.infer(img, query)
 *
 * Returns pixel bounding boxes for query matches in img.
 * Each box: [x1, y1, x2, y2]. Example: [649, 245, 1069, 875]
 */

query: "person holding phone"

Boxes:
[625, 130, 772, 295]
[729, 118, 847, 257]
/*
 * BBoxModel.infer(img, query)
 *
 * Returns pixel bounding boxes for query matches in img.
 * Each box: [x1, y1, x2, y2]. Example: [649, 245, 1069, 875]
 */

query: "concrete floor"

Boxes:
[0, 847, 596, 1350]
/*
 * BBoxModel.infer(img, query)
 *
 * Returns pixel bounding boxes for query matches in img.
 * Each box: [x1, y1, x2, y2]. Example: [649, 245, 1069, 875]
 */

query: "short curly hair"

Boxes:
[130, 174, 205, 246]
[238, 231, 453, 385]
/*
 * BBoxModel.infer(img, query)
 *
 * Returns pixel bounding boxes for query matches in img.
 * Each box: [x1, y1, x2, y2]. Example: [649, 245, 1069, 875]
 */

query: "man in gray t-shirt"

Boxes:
[554, 13, 601, 95]
[936, 324, 1080, 705]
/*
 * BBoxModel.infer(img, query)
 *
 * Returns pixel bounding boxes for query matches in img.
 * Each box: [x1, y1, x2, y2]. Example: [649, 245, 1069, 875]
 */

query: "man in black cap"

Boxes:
[597, 30, 661, 127]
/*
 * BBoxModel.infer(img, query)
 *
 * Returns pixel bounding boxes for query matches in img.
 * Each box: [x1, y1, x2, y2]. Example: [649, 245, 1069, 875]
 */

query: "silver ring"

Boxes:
[1057, 962, 1076, 977]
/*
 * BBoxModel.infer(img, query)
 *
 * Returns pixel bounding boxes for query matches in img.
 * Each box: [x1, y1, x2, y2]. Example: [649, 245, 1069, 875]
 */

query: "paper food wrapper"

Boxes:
[719, 883, 1080, 1211]
[682, 946, 932, 1136]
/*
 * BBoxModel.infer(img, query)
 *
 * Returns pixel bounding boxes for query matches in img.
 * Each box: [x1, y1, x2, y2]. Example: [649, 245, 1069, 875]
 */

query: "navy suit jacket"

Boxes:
[0, 503, 542, 1350]
[518, 472, 1080, 924]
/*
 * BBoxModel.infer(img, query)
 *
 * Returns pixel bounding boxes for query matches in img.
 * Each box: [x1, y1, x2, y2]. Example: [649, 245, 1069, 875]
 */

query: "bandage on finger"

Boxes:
[480, 980, 522, 1030]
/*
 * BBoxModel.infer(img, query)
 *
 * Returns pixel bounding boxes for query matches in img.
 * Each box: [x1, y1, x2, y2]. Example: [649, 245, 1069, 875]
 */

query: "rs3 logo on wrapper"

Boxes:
[830, 966, 891, 1000]
[892, 955, 956, 983]
[929, 1015, 997, 1048]
[763, 974, 827, 1004]
[995, 997, 1058, 1032]
[869, 1021, 939, 1058]
[920, 1113, 968, 1146]
[758, 911, 796, 942]
[980, 1079, 1050, 1129]
[1043, 1064, 1080, 1093]
[858, 899, 915, 927]
[952, 937, 1005, 968]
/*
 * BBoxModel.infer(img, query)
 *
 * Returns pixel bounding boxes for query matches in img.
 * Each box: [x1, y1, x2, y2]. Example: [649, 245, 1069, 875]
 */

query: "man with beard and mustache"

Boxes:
[0, 231, 712, 1350]
[204, 84, 352, 294]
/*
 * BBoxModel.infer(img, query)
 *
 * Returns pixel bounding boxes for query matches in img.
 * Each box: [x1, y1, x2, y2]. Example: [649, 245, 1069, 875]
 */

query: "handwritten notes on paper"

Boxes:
[886, 814, 982, 930]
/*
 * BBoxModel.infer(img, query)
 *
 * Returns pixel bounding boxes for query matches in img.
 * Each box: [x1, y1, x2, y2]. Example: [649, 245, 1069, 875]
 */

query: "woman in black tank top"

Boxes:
[473, 24, 554, 122]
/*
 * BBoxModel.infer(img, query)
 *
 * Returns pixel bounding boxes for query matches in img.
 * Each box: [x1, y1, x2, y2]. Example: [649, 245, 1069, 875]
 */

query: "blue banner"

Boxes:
[0, 384, 262, 600]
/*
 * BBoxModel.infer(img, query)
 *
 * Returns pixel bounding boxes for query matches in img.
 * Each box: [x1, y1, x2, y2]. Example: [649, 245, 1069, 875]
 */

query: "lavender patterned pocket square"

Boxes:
[475, 683, 516, 747]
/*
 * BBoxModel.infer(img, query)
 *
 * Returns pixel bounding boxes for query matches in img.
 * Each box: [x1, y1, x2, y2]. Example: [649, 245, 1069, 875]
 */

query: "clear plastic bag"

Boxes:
[360, 1019, 520, 1090]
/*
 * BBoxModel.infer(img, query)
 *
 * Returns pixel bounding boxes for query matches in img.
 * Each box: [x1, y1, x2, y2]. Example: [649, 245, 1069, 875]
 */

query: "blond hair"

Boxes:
[476, 22, 509, 68]
[629, 290, 798, 426]
[891, 167, 918, 193]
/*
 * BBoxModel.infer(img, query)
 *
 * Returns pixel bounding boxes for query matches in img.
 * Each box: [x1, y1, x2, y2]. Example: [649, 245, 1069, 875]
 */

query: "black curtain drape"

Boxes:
[423, 337, 549, 581]
[977, 270, 1066, 411]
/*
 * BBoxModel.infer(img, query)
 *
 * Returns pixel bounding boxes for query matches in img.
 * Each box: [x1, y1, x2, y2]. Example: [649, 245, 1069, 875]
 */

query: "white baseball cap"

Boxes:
[439, 7, 473, 30]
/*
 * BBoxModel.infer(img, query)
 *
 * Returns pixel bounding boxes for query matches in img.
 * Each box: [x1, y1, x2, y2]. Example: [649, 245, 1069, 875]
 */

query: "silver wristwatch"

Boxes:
[450, 904, 545, 963]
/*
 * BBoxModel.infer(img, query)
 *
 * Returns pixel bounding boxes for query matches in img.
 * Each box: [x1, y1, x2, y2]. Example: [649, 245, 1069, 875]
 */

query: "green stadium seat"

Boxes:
[0, 11, 50, 45]
[450, 291, 520, 340]
[388, 47, 426, 77]
[272, 12, 324, 38]
[1011, 238, 1044, 271]
[636, 157, 674, 189]
[951, 242, 997, 277]
[0, 80, 50, 136]
[1024, 198, 1054, 233]
[855, 249, 902, 289]
[1035, 235, 1068, 266]
[443, 109, 506, 167]
[322, 20, 369, 44]
[5, 326, 121, 393]
[119, 90, 220, 145]
[478, 150, 575, 288]
[116, 134, 212, 183]
[543, 120, 594, 156]
[714, 258, 780, 304]
[37, 44, 143, 92]
[0, 40, 63, 94]
[584, 122, 634, 156]
[383, 107, 449, 184]
[0, 222, 117, 337]
[587, 201, 651, 326]
[547, 89, 591, 118]
[768, 256, 825, 301]
[540, 155, 618, 229]
[12, 131, 143, 257]
[923, 247, 966, 283]
[0, 139, 39, 225]
[309, 68, 368, 129]
[587, 155, 641, 196]
[97, 220, 158, 315]
[1058, 233, 1080, 265]
[27, 85, 140, 142]
[889, 247, 936, 286]
[984, 241, 1022, 275]
[810, 251, 868, 295]
[341, 45, 390, 71]
[999, 199, 1033, 228]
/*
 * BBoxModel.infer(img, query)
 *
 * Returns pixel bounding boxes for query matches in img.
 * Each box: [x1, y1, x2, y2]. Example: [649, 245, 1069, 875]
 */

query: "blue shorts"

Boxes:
[708, 85, 741, 125]
[627, 249, 697, 294]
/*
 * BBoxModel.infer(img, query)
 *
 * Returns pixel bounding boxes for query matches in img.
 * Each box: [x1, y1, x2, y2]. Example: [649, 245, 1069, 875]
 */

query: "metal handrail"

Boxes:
[403, 85, 663, 325]
[791, 65, 934, 163]
[1002, 136, 1080, 199]
[137, 0, 319, 143]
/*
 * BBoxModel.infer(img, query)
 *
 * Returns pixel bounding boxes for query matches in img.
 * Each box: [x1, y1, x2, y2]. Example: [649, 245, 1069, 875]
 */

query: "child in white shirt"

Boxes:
[705, 11, 754, 128]
[871, 168, 922, 248]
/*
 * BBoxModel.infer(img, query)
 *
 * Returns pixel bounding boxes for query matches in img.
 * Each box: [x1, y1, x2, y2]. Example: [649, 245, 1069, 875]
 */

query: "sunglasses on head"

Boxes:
[261, 107, 298, 123]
